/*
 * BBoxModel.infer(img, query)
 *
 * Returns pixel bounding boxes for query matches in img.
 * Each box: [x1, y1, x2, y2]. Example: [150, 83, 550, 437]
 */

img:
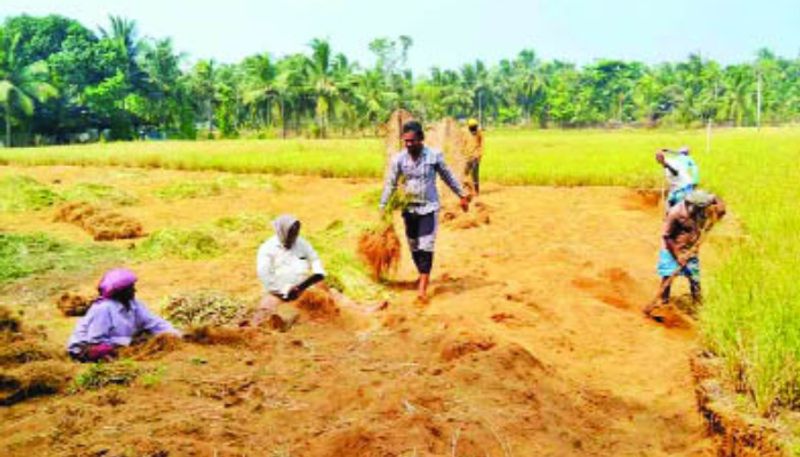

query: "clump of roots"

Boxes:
[54, 201, 144, 241]
[358, 221, 401, 281]
[56, 292, 93, 317]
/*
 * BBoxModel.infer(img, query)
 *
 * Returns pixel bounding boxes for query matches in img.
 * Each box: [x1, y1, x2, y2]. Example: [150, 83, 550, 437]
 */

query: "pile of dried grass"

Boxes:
[0, 306, 73, 405]
[54, 201, 144, 241]
[118, 333, 183, 360]
[295, 288, 340, 321]
[161, 290, 251, 327]
[56, 292, 93, 317]
[0, 360, 73, 406]
[358, 221, 401, 280]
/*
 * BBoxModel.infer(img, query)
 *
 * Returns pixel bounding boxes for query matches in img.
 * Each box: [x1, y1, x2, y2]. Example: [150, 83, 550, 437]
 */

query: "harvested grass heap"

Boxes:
[119, 333, 183, 360]
[295, 288, 340, 321]
[56, 292, 93, 317]
[0, 306, 20, 333]
[382, 109, 415, 161]
[0, 360, 74, 406]
[358, 221, 401, 280]
[54, 201, 144, 241]
[162, 290, 250, 327]
[62, 182, 139, 206]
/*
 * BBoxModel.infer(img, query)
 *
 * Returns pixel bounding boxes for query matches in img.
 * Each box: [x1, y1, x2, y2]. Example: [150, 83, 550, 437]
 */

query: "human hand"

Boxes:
[655, 152, 666, 165]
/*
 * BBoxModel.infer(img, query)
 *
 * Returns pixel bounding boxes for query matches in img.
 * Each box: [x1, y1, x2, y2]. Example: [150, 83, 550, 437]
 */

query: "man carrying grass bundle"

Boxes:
[380, 121, 470, 303]
[644, 190, 726, 320]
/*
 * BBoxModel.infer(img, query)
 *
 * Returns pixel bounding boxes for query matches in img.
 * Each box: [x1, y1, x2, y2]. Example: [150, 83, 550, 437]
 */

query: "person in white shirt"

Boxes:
[252, 215, 326, 319]
[655, 146, 699, 209]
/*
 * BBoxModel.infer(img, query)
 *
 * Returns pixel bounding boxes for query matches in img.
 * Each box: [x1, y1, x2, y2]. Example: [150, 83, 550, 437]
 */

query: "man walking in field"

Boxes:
[656, 146, 699, 209]
[644, 190, 726, 319]
[463, 118, 484, 196]
[380, 120, 470, 302]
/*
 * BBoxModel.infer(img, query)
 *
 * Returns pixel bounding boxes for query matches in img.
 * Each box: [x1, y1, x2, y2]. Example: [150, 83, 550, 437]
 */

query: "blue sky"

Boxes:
[2, 0, 798, 73]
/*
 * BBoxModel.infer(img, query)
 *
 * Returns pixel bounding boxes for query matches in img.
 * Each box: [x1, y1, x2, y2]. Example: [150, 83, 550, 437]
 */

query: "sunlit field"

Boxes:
[2, 127, 799, 423]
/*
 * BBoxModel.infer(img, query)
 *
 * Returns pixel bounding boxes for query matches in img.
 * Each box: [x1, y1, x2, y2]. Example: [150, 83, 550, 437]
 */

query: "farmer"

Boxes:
[644, 190, 726, 318]
[380, 120, 470, 302]
[463, 118, 484, 196]
[656, 146, 699, 209]
[67, 268, 180, 362]
[250, 214, 326, 323]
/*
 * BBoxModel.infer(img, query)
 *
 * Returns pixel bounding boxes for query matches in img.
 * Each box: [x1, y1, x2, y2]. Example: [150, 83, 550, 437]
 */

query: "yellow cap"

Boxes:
[467, 118, 479, 127]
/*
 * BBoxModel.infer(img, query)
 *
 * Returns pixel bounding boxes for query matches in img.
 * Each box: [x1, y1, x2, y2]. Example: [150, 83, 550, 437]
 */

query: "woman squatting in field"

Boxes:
[380, 121, 470, 302]
[67, 268, 180, 362]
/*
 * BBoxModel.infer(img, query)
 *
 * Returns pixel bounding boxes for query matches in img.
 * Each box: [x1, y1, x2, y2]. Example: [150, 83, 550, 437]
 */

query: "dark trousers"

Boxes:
[402, 211, 435, 274]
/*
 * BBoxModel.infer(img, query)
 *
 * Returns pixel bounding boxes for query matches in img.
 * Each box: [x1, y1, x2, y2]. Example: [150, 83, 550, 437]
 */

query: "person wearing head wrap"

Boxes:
[67, 268, 179, 362]
[255, 215, 326, 310]
[655, 146, 700, 209]
[645, 190, 726, 318]
[463, 118, 484, 196]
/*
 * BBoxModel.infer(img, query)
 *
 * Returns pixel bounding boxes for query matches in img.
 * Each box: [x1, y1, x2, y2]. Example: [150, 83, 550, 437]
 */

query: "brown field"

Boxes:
[0, 165, 735, 456]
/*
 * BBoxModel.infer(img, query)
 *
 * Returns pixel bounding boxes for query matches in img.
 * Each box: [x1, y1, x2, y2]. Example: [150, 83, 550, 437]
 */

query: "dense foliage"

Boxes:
[1, 14, 798, 145]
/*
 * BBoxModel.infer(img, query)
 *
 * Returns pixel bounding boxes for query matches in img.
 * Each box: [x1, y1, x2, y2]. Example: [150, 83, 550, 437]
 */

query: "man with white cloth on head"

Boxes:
[252, 215, 326, 322]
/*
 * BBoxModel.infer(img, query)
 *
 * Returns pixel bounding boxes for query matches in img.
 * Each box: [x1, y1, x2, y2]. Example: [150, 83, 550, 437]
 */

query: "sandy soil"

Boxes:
[0, 166, 725, 456]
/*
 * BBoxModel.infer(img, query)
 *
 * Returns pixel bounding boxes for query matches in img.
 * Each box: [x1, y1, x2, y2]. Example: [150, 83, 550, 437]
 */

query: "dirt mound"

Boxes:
[571, 267, 646, 309]
[624, 188, 664, 212]
[443, 200, 492, 229]
[295, 288, 341, 321]
[118, 333, 183, 360]
[183, 326, 259, 346]
[56, 291, 93, 317]
[161, 290, 251, 327]
[54, 201, 144, 241]
[691, 354, 786, 456]
[358, 222, 401, 280]
[440, 332, 496, 362]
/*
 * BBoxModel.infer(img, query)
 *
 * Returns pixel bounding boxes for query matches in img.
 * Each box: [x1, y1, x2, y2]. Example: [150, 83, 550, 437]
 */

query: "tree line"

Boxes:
[1, 14, 798, 146]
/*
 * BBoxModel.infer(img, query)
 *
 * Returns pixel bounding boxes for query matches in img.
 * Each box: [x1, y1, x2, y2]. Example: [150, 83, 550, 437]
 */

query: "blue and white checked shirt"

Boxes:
[380, 146, 465, 215]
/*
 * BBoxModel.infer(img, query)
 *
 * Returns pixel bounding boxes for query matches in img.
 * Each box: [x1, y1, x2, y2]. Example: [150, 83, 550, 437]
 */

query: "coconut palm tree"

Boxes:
[0, 31, 57, 146]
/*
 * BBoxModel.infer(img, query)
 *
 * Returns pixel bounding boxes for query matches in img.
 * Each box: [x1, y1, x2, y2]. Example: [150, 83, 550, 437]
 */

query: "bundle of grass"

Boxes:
[0, 305, 21, 333]
[358, 220, 401, 280]
[118, 333, 183, 360]
[426, 117, 471, 194]
[72, 360, 141, 391]
[295, 287, 340, 321]
[0, 360, 74, 406]
[154, 180, 223, 201]
[162, 290, 250, 327]
[137, 228, 222, 260]
[0, 175, 62, 212]
[54, 201, 144, 241]
[56, 292, 93, 317]
[0, 338, 59, 366]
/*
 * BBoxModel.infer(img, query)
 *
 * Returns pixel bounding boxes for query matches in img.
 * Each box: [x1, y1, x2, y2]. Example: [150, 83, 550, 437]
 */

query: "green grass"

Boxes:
[2, 127, 799, 420]
[0, 175, 62, 212]
[61, 182, 139, 206]
[154, 180, 224, 200]
[0, 233, 120, 284]
[136, 228, 224, 260]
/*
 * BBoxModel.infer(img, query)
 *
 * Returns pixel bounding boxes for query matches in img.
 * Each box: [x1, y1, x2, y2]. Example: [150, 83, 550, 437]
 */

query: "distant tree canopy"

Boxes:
[1, 14, 798, 145]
